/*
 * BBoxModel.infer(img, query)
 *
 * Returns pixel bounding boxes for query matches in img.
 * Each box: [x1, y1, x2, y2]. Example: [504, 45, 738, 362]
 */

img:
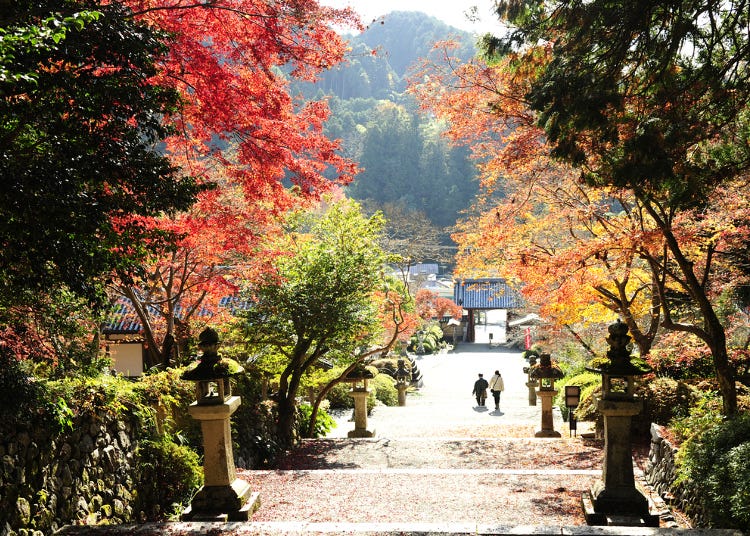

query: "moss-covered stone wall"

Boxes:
[645, 423, 707, 527]
[1, 405, 147, 535]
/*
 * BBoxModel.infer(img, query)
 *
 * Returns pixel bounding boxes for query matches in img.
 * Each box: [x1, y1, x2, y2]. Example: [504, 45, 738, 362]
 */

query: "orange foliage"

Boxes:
[415, 289, 462, 321]
[409, 41, 665, 351]
[411, 40, 750, 359]
[375, 288, 420, 344]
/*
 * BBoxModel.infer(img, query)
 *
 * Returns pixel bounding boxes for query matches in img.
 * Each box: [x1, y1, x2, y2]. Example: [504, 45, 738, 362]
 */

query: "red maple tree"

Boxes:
[109, 0, 362, 368]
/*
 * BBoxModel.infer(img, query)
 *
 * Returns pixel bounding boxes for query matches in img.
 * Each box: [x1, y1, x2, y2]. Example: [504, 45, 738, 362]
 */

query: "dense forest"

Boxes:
[293, 11, 481, 246]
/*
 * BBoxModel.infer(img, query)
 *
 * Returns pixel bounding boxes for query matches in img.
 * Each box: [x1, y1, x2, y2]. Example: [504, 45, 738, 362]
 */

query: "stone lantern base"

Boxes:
[582, 485, 660, 527]
[347, 428, 376, 438]
[347, 387, 375, 438]
[534, 389, 560, 438]
[582, 397, 659, 527]
[397, 383, 407, 406]
[182, 480, 260, 522]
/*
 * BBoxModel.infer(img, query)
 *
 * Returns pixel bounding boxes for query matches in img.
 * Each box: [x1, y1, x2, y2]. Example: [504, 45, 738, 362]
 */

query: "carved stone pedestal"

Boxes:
[583, 398, 658, 526]
[182, 396, 260, 521]
[526, 380, 538, 406]
[397, 383, 407, 406]
[534, 389, 560, 437]
[348, 387, 375, 438]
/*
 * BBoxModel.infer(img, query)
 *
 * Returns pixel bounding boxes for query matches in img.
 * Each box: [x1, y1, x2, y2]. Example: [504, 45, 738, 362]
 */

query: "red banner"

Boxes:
[524, 327, 531, 350]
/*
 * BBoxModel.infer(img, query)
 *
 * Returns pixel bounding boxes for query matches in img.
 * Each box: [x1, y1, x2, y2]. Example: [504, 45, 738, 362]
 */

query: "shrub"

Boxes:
[575, 380, 603, 422]
[677, 413, 750, 530]
[646, 334, 715, 379]
[555, 371, 599, 420]
[639, 377, 700, 426]
[327, 381, 354, 409]
[669, 389, 723, 444]
[522, 345, 543, 361]
[370, 357, 411, 379]
[232, 375, 281, 468]
[0, 347, 56, 426]
[133, 367, 198, 442]
[372, 374, 398, 406]
[296, 402, 336, 438]
[407, 322, 446, 354]
[325, 379, 380, 413]
[136, 437, 203, 518]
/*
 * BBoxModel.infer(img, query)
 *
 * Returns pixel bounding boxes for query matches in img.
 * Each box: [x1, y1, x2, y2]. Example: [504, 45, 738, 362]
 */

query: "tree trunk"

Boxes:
[276, 360, 307, 447]
[276, 394, 297, 448]
[707, 320, 737, 416]
[161, 333, 175, 368]
[644, 202, 737, 416]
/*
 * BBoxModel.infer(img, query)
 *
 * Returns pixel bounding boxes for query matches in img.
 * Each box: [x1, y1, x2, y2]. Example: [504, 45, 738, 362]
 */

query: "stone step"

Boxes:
[56, 522, 744, 535]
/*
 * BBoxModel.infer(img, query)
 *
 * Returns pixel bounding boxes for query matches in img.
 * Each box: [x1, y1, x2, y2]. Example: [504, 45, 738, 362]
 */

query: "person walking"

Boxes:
[489, 370, 505, 410]
[472, 373, 489, 407]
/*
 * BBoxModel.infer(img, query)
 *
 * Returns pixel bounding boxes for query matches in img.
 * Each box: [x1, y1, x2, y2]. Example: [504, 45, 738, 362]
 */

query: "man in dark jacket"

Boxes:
[472, 373, 489, 407]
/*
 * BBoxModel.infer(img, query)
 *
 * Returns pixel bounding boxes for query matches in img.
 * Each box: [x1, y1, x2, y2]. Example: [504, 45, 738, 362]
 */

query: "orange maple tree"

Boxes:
[411, 39, 750, 416]
[415, 289, 462, 322]
[410, 43, 665, 354]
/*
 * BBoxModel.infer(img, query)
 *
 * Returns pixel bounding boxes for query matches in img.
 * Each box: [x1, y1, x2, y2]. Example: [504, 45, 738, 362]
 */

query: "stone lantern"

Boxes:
[180, 328, 259, 521]
[523, 353, 539, 406]
[395, 359, 410, 406]
[529, 353, 564, 437]
[415, 329, 426, 355]
[583, 320, 658, 526]
[344, 364, 375, 438]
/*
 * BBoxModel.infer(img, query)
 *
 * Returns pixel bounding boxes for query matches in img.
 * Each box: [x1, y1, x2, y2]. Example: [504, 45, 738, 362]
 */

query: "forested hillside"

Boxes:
[293, 11, 481, 248]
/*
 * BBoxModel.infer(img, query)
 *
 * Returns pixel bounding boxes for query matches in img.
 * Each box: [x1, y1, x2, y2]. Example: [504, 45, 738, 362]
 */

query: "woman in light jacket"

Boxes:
[489, 370, 504, 410]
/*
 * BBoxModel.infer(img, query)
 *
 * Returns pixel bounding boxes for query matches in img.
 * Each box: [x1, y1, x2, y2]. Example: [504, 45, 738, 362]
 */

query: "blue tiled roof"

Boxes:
[103, 295, 249, 334]
[453, 278, 523, 309]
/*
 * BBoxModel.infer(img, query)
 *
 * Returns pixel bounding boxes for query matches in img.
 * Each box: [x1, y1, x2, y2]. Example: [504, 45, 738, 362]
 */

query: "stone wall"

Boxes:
[1, 408, 147, 536]
[645, 423, 707, 527]
[0, 372, 279, 536]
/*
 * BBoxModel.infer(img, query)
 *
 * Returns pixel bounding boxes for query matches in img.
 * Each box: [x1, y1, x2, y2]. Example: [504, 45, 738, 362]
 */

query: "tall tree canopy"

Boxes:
[411, 45, 663, 355]
[2, 0, 362, 372]
[492, 0, 750, 414]
[0, 0, 202, 305]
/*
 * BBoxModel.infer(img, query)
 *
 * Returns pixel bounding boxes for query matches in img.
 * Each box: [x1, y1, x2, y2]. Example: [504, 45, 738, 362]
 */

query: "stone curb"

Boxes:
[253, 468, 602, 475]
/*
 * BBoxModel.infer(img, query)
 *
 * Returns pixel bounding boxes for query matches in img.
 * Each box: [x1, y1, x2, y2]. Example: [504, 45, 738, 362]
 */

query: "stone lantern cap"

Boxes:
[344, 364, 376, 382]
[181, 328, 244, 381]
[528, 353, 564, 380]
[586, 320, 652, 377]
[395, 359, 410, 381]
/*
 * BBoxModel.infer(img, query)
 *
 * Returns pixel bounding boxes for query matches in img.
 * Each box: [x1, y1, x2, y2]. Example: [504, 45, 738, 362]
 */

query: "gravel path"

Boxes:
[237, 336, 684, 528]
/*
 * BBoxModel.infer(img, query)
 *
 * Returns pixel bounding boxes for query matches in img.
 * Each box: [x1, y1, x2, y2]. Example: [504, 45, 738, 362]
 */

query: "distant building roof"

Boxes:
[105, 298, 146, 334]
[453, 278, 523, 310]
[408, 263, 439, 276]
[508, 313, 541, 327]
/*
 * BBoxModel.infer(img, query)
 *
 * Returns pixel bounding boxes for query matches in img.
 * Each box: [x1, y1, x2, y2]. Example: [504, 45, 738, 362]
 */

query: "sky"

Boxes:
[320, 0, 505, 35]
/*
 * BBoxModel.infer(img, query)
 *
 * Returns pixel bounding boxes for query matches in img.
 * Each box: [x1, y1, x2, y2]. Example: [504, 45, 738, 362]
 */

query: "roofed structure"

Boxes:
[453, 278, 523, 310]
[102, 296, 249, 334]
